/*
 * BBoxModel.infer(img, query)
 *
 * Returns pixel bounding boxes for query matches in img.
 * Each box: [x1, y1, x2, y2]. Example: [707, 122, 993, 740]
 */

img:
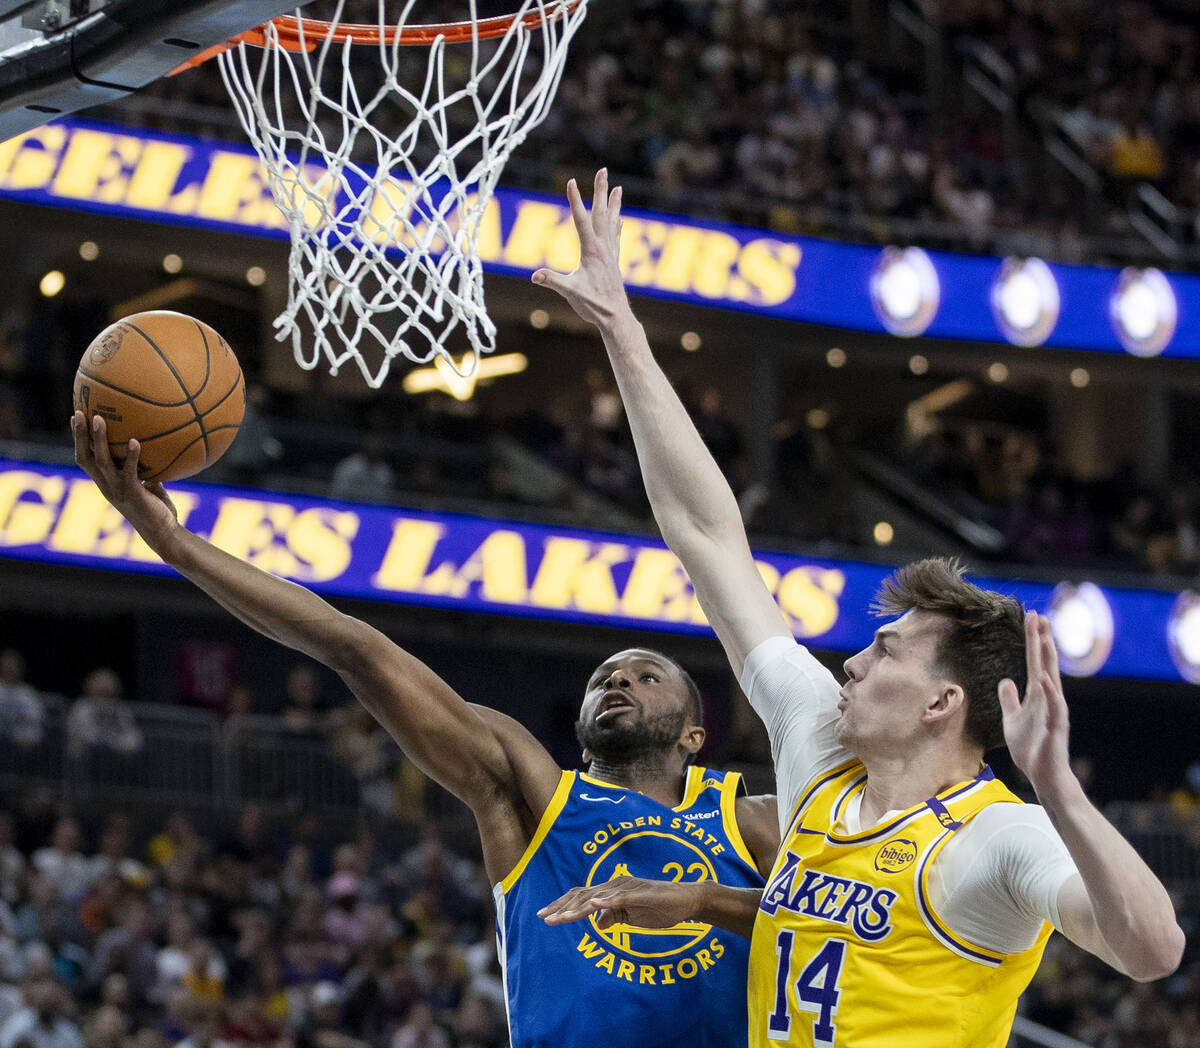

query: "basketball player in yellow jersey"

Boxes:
[533, 170, 1185, 1047]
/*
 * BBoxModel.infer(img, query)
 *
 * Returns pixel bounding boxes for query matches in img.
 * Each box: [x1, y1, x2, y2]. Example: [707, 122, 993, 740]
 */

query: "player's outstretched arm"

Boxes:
[72, 413, 562, 879]
[538, 876, 764, 940]
[999, 611, 1184, 981]
[533, 170, 791, 678]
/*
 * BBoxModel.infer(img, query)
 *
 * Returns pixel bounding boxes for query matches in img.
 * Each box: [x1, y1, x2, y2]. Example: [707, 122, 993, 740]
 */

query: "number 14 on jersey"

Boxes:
[768, 933, 847, 1045]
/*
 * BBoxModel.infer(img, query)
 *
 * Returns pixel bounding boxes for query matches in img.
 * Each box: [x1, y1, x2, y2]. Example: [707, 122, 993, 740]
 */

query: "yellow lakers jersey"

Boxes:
[748, 761, 1052, 1048]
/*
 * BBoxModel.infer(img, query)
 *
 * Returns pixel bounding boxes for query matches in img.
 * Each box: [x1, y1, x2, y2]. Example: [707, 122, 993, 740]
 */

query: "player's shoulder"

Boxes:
[739, 634, 835, 693]
[955, 801, 1066, 864]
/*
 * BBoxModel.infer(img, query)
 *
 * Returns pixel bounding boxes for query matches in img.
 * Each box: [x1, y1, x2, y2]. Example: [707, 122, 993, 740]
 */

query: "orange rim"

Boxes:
[172, 0, 581, 73]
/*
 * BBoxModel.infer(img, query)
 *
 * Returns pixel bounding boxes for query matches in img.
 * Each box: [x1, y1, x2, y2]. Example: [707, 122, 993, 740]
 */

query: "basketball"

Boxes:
[73, 311, 246, 483]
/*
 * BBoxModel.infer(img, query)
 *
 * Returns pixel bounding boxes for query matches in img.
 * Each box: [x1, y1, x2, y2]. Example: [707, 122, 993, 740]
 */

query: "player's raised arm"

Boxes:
[999, 613, 1184, 980]
[71, 412, 561, 880]
[533, 171, 791, 677]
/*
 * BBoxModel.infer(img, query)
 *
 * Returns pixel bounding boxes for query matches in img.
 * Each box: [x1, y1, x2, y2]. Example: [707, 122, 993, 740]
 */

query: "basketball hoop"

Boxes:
[207, 0, 587, 388]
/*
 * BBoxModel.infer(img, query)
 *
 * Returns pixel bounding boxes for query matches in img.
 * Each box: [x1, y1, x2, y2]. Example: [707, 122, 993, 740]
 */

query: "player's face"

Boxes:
[576, 649, 692, 764]
[836, 610, 951, 757]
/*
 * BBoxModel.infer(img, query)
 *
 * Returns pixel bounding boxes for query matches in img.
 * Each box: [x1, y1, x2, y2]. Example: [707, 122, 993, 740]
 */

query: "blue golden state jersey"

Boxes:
[494, 765, 766, 1048]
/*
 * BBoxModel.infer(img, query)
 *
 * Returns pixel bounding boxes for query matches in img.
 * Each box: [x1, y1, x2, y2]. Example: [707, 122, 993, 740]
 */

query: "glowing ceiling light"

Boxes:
[990, 257, 1061, 346]
[1167, 590, 1200, 683]
[1047, 582, 1115, 677]
[1110, 267, 1177, 357]
[869, 246, 940, 337]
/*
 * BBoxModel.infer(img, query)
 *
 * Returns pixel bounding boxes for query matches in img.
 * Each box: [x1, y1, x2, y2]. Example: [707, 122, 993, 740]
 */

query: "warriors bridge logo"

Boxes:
[573, 816, 731, 985]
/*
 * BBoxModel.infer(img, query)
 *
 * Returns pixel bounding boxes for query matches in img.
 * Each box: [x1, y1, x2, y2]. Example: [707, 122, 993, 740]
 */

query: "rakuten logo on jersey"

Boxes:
[758, 851, 896, 943]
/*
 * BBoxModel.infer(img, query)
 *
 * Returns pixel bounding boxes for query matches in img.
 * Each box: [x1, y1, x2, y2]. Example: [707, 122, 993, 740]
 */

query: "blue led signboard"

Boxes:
[0, 459, 1194, 684]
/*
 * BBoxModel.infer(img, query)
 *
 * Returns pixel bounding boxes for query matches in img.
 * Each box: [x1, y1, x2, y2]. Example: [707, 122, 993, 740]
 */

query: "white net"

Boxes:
[218, 0, 587, 388]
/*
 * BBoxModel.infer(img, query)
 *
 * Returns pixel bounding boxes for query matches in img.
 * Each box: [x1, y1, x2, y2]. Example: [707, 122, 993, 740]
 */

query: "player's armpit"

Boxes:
[734, 794, 781, 876]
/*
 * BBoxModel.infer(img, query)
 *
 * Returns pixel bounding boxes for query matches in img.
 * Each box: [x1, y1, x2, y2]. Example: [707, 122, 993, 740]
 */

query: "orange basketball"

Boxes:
[73, 311, 245, 483]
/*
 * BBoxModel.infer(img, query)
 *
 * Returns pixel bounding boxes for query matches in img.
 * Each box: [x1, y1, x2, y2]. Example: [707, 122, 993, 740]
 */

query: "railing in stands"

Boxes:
[0, 699, 470, 830]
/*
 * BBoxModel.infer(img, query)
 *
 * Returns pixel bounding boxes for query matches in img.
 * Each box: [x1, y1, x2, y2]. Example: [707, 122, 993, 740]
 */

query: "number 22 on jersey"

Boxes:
[767, 933, 848, 1045]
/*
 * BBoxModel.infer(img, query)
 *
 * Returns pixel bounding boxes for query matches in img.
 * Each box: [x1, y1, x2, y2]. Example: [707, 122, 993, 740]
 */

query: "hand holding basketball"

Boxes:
[532, 169, 629, 329]
[71, 412, 180, 547]
[73, 311, 245, 483]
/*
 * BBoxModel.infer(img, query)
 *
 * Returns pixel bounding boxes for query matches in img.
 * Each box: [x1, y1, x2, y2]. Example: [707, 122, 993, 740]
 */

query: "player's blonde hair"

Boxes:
[872, 558, 1025, 751]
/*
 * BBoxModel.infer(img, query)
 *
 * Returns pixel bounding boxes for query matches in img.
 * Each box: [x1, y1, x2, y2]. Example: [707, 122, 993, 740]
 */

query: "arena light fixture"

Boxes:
[162, 253, 183, 274]
[529, 309, 550, 330]
[1046, 582, 1115, 677]
[245, 266, 267, 287]
[402, 352, 528, 400]
[987, 362, 1009, 384]
[680, 331, 702, 351]
[869, 246, 940, 337]
[1069, 367, 1090, 388]
[1109, 267, 1177, 357]
[872, 521, 894, 546]
[908, 354, 929, 375]
[79, 241, 100, 262]
[40, 270, 65, 297]
[826, 347, 847, 368]
[990, 257, 1060, 346]
[1167, 590, 1200, 683]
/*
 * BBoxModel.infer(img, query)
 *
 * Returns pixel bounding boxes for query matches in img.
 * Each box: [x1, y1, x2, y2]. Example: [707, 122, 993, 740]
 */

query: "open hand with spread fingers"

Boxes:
[997, 610, 1073, 795]
[71, 410, 180, 546]
[531, 168, 630, 329]
[538, 876, 703, 931]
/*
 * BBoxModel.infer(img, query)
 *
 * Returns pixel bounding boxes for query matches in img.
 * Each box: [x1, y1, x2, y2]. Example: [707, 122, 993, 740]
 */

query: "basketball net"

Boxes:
[217, 0, 588, 388]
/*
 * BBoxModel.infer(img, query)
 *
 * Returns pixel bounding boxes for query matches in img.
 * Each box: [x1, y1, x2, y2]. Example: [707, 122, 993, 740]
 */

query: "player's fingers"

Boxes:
[1039, 617, 1064, 692]
[608, 185, 623, 239]
[71, 412, 95, 471]
[531, 267, 566, 290]
[123, 439, 141, 483]
[565, 178, 596, 249]
[1024, 610, 1044, 694]
[997, 677, 1021, 720]
[591, 168, 608, 233]
[91, 415, 119, 478]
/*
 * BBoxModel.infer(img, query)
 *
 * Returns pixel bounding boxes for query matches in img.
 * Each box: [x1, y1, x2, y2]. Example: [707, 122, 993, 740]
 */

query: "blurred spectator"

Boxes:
[65, 669, 142, 760]
[147, 814, 204, 873]
[389, 1002, 450, 1048]
[0, 651, 43, 748]
[329, 435, 395, 505]
[172, 1001, 234, 1048]
[215, 385, 283, 486]
[280, 667, 326, 733]
[331, 705, 398, 817]
[296, 981, 368, 1048]
[31, 819, 91, 904]
[0, 813, 26, 908]
[0, 977, 83, 1048]
[82, 1004, 127, 1048]
[87, 814, 150, 890]
[87, 897, 158, 1010]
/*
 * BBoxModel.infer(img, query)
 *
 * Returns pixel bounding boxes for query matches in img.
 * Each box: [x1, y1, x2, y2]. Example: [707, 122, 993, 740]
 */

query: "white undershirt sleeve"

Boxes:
[928, 803, 1080, 954]
[739, 636, 852, 837]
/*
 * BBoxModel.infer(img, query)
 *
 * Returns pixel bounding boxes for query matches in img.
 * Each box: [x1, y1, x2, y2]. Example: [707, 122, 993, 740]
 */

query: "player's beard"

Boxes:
[575, 706, 688, 765]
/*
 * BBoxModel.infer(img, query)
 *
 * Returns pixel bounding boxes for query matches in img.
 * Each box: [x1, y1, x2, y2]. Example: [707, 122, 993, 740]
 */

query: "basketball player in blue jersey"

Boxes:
[70, 408, 780, 1048]
[532, 170, 1184, 1048]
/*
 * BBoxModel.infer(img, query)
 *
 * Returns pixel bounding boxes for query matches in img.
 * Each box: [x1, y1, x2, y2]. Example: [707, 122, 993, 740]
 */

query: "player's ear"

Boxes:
[581, 747, 593, 765]
[681, 725, 705, 757]
[925, 683, 965, 724]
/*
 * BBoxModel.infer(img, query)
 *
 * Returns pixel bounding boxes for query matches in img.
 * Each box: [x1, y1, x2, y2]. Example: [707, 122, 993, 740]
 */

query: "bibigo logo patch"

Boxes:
[873, 838, 917, 873]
